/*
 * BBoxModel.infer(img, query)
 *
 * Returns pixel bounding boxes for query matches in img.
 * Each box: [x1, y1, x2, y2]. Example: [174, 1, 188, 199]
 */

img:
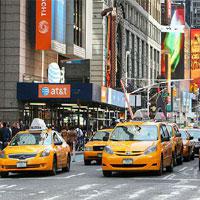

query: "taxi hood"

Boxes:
[85, 141, 108, 147]
[107, 141, 157, 152]
[4, 145, 48, 155]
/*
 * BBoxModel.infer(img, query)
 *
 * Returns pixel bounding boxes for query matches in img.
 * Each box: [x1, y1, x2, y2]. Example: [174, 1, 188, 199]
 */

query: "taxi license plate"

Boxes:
[123, 159, 133, 165]
[97, 153, 102, 158]
[17, 162, 27, 168]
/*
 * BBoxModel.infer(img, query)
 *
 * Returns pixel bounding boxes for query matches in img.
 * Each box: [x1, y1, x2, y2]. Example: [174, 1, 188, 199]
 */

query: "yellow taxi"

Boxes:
[84, 129, 113, 165]
[102, 121, 173, 177]
[0, 119, 71, 178]
[166, 123, 183, 165]
[179, 129, 194, 161]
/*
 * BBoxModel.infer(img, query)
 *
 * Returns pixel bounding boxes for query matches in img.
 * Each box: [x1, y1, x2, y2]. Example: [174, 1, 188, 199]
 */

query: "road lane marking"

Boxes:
[64, 172, 86, 179]
[43, 196, 61, 200]
[0, 185, 7, 188]
[29, 193, 36, 196]
[163, 174, 175, 180]
[6, 185, 17, 188]
[38, 191, 46, 194]
[0, 191, 6, 193]
[173, 185, 197, 189]
[80, 189, 112, 200]
[75, 184, 100, 191]
[113, 184, 127, 189]
[128, 189, 147, 199]
[178, 167, 188, 172]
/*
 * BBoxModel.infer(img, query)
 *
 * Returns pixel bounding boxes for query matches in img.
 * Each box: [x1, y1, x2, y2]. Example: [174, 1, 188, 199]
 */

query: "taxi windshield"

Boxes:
[110, 125, 158, 141]
[10, 133, 52, 146]
[186, 129, 200, 139]
[92, 131, 110, 141]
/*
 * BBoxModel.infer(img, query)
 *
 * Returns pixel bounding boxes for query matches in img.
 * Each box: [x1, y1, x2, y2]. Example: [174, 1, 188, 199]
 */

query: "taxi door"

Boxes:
[160, 125, 172, 167]
[173, 125, 183, 155]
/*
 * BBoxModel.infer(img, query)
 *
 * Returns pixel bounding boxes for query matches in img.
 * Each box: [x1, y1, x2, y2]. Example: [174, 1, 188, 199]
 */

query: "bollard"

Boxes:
[72, 141, 76, 162]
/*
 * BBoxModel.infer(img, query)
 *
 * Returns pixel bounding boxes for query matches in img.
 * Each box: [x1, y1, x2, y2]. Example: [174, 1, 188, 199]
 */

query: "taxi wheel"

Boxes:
[51, 157, 57, 176]
[103, 170, 112, 177]
[84, 160, 91, 165]
[0, 172, 9, 178]
[173, 151, 177, 166]
[166, 156, 173, 172]
[190, 152, 195, 160]
[63, 154, 71, 172]
[177, 154, 183, 165]
[156, 158, 163, 176]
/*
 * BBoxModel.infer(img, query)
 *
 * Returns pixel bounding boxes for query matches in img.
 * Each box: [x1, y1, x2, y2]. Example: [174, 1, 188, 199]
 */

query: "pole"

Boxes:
[41, 50, 44, 82]
[120, 79, 134, 120]
[72, 141, 76, 162]
[125, 51, 130, 120]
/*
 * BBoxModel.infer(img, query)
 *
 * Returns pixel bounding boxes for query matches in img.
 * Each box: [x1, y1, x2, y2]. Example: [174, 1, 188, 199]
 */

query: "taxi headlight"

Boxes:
[144, 145, 157, 155]
[40, 149, 51, 157]
[0, 151, 6, 159]
[104, 146, 114, 155]
[84, 146, 93, 151]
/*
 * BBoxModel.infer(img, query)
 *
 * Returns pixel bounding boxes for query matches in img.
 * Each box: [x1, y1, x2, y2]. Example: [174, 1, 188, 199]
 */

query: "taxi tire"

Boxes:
[191, 152, 194, 160]
[63, 154, 71, 172]
[166, 156, 173, 172]
[177, 154, 183, 165]
[103, 170, 112, 177]
[0, 172, 9, 178]
[173, 151, 177, 166]
[84, 160, 91, 165]
[51, 157, 57, 176]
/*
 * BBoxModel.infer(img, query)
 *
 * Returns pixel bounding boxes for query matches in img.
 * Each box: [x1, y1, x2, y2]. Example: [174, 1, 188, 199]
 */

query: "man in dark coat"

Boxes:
[0, 122, 12, 149]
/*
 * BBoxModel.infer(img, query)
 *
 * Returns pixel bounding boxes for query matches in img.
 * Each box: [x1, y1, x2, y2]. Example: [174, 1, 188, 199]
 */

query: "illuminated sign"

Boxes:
[191, 29, 200, 87]
[38, 84, 71, 98]
[36, 0, 51, 50]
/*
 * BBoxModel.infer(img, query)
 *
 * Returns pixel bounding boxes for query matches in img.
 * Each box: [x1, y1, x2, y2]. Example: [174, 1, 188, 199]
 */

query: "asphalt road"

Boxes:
[0, 155, 200, 200]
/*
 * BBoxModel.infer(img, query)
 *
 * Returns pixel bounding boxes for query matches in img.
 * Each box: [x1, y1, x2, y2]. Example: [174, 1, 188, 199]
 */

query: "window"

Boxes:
[74, 0, 82, 47]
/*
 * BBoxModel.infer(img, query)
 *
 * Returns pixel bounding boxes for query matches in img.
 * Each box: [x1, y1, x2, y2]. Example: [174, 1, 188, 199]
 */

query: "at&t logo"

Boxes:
[41, 87, 49, 96]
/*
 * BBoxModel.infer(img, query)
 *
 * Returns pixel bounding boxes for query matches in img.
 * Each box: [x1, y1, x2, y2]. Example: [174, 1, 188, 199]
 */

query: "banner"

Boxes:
[36, 0, 52, 50]
[191, 29, 200, 87]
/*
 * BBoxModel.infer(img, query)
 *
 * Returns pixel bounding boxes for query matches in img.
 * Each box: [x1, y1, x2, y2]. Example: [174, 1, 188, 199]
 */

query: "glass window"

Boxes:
[92, 131, 110, 141]
[10, 133, 52, 146]
[110, 125, 158, 141]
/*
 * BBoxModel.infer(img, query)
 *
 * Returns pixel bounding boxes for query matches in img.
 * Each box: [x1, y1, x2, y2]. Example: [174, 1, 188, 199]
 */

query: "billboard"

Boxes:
[191, 29, 200, 87]
[35, 0, 52, 50]
[51, 0, 67, 54]
[161, 6, 185, 79]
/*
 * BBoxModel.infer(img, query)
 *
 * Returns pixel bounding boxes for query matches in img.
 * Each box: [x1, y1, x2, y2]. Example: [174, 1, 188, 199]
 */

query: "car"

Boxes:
[179, 129, 194, 161]
[166, 123, 183, 165]
[102, 121, 173, 177]
[84, 129, 113, 165]
[186, 128, 200, 156]
[0, 119, 71, 178]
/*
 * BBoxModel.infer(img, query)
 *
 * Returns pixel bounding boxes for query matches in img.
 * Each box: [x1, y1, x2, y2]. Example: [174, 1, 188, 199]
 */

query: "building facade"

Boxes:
[0, 0, 93, 122]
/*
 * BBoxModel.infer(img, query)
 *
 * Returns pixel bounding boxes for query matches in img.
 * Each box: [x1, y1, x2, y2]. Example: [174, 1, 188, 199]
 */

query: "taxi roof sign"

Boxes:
[30, 118, 47, 130]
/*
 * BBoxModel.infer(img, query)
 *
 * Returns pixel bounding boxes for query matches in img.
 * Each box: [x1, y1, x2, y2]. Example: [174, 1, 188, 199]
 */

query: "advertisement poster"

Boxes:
[191, 29, 200, 87]
[35, 0, 52, 50]
[161, 6, 185, 79]
[51, 0, 67, 54]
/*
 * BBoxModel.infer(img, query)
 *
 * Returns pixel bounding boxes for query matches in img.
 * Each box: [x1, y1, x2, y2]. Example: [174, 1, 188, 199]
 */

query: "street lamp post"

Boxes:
[125, 51, 130, 120]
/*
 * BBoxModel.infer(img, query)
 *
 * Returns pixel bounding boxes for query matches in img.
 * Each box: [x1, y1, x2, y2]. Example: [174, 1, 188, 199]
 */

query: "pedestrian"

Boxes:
[11, 122, 20, 138]
[0, 122, 12, 149]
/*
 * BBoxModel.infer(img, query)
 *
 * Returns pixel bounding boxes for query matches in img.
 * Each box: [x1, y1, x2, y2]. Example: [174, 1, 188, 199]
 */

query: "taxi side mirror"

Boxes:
[175, 133, 181, 137]
[103, 136, 109, 141]
[189, 136, 194, 140]
[54, 141, 63, 146]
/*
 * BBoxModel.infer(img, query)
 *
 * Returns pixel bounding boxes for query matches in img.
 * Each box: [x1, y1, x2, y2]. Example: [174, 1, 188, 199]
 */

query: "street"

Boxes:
[0, 155, 200, 200]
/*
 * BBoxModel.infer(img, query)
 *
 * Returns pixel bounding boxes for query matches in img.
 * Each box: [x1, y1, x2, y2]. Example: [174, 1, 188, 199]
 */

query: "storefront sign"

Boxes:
[36, 0, 51, 50]
[38, 84, 71, 98]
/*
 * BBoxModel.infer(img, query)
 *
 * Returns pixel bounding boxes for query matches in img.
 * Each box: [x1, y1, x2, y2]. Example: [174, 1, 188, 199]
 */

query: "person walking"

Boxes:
[0, 122, 12, 149]
[11, 122, 20, 138]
